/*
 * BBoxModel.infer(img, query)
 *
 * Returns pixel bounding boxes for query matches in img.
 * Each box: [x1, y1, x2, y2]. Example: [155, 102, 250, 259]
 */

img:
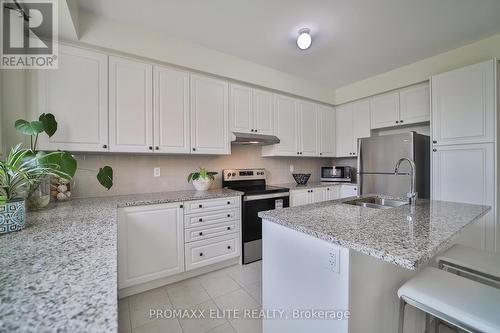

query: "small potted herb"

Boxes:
[187, 168, 218, 191]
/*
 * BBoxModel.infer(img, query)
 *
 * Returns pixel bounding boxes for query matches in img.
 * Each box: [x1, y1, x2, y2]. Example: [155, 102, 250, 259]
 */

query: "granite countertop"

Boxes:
[0, 188, 242, 333]
[272, 181, 356, 190]
[258, 195, 490, 270]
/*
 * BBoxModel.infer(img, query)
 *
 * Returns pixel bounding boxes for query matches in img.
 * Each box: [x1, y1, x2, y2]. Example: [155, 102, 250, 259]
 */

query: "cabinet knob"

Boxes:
[300, 152, 303, 155]
[149, 146, 153, 150]
[199, 252, 203, 256]
[327, 188, 330, 190]
[354, 188, 357, 191]
[199, 218, 203, 222]
[180, 204, 183, 208]
[433, 140, 437, 144]
[396, 121, 399, 124]
[199, 204, 203, 208]
[192, 148, 196, 151]
[102, 144, 107, 149]
[297, 152, 300, 155]
[199, 232, 203, 236]
[319, 152, 322, 156]
[227, 214, 231, 217]
[227, 246, 231, 250]
[227, 226, 231, 230]
[433, 148, 437, 152]
[255, 129, 258, 133]
[227, 201, 231, 205]
[400, 120, 404, 123]
[155, 146, 159, 150]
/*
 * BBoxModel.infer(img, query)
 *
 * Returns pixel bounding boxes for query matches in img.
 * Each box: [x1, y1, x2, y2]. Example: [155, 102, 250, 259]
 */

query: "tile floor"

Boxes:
[118, 261, 262, 333]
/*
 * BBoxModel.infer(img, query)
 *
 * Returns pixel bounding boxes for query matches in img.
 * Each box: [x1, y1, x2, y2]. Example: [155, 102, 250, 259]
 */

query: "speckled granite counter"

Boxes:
[259, 196, 490, 270]
[272, 181, 356, 190]
[0, 188, 242, 333]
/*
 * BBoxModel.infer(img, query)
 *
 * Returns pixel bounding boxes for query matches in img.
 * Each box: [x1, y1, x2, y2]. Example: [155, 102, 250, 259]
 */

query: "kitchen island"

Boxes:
[258, 195, 490, 333]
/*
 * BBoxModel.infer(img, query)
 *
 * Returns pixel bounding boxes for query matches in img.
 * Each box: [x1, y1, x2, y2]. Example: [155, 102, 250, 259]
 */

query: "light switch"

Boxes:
[154, 167, 161, 177]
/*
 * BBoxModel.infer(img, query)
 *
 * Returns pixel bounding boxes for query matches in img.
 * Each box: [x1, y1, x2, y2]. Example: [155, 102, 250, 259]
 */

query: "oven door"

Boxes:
[242, 192, 289, 264]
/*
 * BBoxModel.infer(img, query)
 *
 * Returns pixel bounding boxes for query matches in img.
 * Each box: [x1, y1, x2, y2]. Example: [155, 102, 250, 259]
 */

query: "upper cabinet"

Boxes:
[190, 74, 230, 155]
[229, 84, 274, 135]
[153, 65, 190, 153]
[297, 100, 318, 156]
[37, 45, 109, 152]
[263, 94, 298, 156]
[109, 56, 153, 153]
[370, 82, 430, 129]
[336, 99, 370, 157]
[431, 60, 495, 146]
[317, 104, 336, 157]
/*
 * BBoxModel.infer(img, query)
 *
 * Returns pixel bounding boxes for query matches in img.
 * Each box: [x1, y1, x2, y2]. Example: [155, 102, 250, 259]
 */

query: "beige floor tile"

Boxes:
[242, 281, 262, 305]
[230, 318, 262, 333]
[129, 289, 173, 328]
[213, 289, 260, 320]
[178, 300, 227, 333]
[227, 265, 261, 288]
[118, 298, 131, 331]
[167, 279, 211, 309]
[132, 318, 183, 333]
[201, 274, 241, 298]
[206, 322, 236, 333]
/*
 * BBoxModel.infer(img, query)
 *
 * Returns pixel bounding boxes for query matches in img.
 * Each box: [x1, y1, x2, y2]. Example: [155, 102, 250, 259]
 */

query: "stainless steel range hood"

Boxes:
[231, 132, 280, 145]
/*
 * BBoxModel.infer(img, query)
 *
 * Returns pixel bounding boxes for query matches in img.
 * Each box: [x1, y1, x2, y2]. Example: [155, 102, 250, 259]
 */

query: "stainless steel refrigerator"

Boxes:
[357, 132, 430, 198]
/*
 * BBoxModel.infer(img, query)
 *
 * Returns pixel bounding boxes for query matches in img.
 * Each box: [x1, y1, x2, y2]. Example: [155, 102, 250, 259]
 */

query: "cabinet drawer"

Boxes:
[184, 196, 240, 214]
[185, 234, 239, 271]
[184, 208, 240, 228]
[185, 221, 239, 243]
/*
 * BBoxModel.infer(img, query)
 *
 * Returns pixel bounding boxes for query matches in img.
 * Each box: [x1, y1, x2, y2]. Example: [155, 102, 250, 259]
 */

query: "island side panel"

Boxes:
[262, 220, 350, 333]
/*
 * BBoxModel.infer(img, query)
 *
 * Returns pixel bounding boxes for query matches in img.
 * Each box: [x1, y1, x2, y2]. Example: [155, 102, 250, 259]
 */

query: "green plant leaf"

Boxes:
[39, 113, 58, 137]
[37, 151, 77, 179]
[97, 166, 113, 190]
[15, 119, 44, 136]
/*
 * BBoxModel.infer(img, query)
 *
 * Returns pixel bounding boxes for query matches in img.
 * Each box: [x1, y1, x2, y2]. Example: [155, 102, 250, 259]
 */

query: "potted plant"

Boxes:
[187, 168, 218, 191]
[0, 113, 114, 234]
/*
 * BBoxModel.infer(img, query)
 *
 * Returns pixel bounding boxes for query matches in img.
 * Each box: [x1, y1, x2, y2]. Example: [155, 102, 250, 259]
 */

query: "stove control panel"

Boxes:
[223, 168, 266, 181]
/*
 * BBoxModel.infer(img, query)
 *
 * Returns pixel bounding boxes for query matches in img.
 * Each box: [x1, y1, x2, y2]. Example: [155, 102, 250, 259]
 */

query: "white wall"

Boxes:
[335, 33, 500, 104]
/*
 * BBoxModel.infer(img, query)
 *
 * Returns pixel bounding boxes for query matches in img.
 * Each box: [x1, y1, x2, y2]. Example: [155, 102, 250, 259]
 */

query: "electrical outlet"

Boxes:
[289, 165, 294, 173]
[154, 167, 161, 177]
[327, 247, 340, 273]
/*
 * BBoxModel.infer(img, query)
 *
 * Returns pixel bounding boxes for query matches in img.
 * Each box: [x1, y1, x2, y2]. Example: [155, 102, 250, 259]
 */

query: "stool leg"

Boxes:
[398, 298, 406, 333]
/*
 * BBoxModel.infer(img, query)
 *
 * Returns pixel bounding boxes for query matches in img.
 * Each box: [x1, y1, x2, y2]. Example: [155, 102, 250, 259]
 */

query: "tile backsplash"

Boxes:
[72, 145, 333, 198]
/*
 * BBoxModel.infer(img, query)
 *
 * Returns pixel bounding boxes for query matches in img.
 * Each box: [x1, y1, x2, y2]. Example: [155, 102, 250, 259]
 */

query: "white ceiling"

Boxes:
[78, 0, 500, 89]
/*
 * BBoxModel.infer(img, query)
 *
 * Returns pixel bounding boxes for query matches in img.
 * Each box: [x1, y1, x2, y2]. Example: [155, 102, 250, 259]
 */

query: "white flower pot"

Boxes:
[192, 178, 213, 191]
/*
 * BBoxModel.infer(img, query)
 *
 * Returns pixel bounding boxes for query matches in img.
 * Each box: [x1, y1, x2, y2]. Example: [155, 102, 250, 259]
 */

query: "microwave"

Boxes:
[321, 166, 352, 182]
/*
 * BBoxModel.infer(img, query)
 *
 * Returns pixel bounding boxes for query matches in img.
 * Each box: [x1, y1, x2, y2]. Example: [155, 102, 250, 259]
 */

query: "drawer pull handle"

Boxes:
[199, 204, 203, 208]
[199, 252, 203, 256]
[227, 214, 231, 217]
[199, 232, 203, 236]
[199, 218, 203, 222]
[227, 227, 231, 230]
[227, 246, 231, 249]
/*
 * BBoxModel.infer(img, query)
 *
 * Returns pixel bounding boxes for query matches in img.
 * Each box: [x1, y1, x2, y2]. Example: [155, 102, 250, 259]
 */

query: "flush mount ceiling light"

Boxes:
[296, 28, 312, 50]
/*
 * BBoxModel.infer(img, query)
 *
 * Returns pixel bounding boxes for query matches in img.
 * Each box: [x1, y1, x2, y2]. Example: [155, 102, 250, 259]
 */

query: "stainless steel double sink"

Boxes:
[343, 196, 408, 209]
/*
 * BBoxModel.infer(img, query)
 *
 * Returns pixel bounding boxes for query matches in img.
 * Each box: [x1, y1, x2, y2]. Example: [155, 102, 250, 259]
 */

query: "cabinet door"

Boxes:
[352, 99, 371, 156]
[370, 91, 400, 129]
[310, 187, 327, 203]
[118, 203, 184, 289]
[326, 186, 340, 201]
[190, 74, 230, 154]
[318, 105, 336, 157]
[274, 94, 298, 155]
[340, 185, 358, 198]
[335, 104, 354, 157]
[253, 89, 274, 135]
[399, 82, 430, 125]
[230, 84, 253, 134]
[37, 45, 108, 152]
[431, 143, 494, 250]
[298, 100, 318, 156]
[431, 60, 495, 145]
[290, 189, 309, 207]
[153, 65, 190, 153]
[109, 56, 153, 153]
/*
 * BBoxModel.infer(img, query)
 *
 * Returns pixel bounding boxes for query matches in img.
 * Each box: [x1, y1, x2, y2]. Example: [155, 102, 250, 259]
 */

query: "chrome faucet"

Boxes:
[394, 158, 417, 206]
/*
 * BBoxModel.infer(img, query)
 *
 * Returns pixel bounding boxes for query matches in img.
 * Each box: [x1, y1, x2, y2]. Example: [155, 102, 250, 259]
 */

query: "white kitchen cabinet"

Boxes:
[431, 60, 495, 146]
[340, 184, 358, 198]
[326, 186, 341, 201]
[262, 94, 298, 156]
[118, 203, 184, 289]
[431, 143, 494, 250]
[37, 44, 109, 152]
[399, 82, 430, 125]
[290, 187, 327, 207]
[109, 56, 153, 153]
[190, 74, 230, 154]
[370, 91, 400, 129]
[230, 84, 274, 135]
[318, 105, 336, 157]
[153, 65, 190, 153]
[297, 100, 318, 156]
[336, 99, 370, 157]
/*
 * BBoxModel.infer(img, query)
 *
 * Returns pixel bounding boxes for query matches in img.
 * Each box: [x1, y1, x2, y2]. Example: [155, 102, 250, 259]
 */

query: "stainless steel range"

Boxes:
[223, 168, 289, 264]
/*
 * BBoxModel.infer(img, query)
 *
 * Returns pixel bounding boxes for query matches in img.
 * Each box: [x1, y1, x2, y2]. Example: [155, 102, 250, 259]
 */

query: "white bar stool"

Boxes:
[397, 267, 500, 333]
[436, 244, 500, 288]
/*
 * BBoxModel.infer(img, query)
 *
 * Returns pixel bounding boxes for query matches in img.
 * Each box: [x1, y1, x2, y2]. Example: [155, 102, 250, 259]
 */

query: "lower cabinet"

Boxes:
[340, 184, 358, 198]
[118, 203, 184, 289]
[290, 185, 357, 207]
[185, 233, 240, 271]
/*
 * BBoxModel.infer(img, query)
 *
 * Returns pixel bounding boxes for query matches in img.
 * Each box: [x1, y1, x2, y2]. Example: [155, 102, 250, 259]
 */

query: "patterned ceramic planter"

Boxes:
[0, 199, 26, 234]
